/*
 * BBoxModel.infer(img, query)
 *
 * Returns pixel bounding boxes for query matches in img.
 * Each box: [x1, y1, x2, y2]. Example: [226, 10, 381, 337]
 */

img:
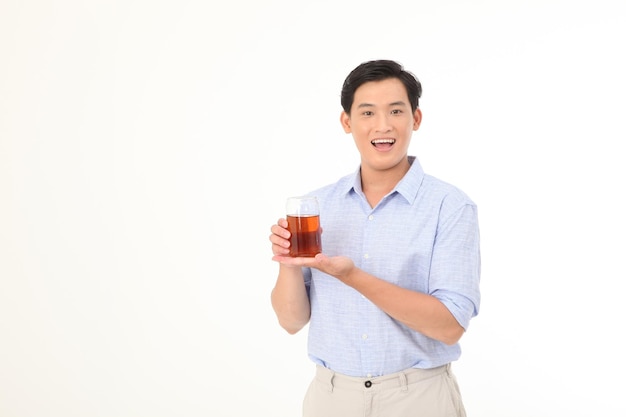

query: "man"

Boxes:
[269, 59, 480, 417]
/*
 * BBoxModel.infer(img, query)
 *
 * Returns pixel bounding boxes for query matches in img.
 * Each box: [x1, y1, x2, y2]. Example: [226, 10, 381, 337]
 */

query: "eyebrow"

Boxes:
[356, 101, 408, 109]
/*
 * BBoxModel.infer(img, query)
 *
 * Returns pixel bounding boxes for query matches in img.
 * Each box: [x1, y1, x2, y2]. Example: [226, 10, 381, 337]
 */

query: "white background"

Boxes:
[1, 0, 625, 416]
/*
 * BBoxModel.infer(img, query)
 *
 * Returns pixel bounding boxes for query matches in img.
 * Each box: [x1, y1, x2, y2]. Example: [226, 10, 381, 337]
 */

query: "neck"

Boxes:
[360, 156, 411, 205]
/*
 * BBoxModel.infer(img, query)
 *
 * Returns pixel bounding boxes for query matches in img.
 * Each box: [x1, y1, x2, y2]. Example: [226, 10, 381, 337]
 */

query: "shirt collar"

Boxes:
[395, 156, 425, 204]
[342, 156, 425, 204]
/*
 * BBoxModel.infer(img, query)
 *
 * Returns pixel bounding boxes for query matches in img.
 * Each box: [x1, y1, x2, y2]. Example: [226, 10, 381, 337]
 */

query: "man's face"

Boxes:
[340, 78, 421, 172]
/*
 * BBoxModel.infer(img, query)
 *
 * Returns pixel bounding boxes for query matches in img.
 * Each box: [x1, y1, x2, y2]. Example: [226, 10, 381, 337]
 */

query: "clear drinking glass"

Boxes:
[286, 196, 322, 257]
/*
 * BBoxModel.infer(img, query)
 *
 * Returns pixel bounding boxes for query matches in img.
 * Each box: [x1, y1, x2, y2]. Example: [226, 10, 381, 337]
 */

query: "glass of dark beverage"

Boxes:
[286, 196, 322, 257]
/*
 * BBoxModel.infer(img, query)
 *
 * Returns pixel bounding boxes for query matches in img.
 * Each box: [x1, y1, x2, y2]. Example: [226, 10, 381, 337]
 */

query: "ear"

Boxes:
[413, 108, 422, 131]
[340, 111, 352, 133]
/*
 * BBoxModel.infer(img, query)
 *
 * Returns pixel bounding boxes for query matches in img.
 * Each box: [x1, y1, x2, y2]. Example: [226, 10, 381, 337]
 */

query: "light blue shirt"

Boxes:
[303, 156, 481, 377]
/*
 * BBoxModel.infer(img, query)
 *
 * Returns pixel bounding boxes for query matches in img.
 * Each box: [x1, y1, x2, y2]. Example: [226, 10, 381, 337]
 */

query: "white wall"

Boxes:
[1, 0, 625, 416]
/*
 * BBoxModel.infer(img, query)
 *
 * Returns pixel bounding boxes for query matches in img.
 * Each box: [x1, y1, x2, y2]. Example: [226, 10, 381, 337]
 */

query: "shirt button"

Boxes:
[368, 215, 374, 220]
[361, 334, 368, 340]
[364, 254, 370, 259]
[364, 380, 372, 388]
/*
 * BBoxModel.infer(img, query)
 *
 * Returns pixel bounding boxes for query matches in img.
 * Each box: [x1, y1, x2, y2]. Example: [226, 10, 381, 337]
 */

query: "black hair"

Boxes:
[340, 60, 422, 115]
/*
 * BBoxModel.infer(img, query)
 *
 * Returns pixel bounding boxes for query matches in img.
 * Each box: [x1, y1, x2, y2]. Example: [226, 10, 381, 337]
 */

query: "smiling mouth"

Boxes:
[371, 138, 396, 148]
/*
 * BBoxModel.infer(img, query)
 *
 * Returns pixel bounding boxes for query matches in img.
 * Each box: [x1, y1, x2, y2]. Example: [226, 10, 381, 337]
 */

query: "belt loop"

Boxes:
[317, 366, 335, 393]
[328, 371, 335, 393]
[399, 372, 408, 393]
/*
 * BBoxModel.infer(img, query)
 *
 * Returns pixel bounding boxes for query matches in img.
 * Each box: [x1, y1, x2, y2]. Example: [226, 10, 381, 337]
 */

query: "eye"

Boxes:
[362, 111, 374, 116]
[391, 109, 403, 115]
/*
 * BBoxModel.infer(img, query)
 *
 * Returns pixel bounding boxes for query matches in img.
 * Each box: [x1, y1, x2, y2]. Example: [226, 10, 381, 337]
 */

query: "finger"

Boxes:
[273, 255, 308, 265]
[271, 240, 291, 256]
[270, 221, 290, 240]
[273, 254, 320, 268]
[270, 226, 290, 241]
[272, 254, 293, 263]
[269, 230, 291, 247]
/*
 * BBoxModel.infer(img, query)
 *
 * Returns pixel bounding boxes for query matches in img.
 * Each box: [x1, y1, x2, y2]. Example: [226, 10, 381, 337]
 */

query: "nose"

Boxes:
[374, 114, 392, 132]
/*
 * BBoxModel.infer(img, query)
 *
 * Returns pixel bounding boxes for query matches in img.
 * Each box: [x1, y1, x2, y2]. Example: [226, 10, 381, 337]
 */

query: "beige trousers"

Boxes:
[302, 364, 466, 417]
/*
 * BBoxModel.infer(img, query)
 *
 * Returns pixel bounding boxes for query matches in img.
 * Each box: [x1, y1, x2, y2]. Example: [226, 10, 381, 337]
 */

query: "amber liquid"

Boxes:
[286, 215, 322, 257]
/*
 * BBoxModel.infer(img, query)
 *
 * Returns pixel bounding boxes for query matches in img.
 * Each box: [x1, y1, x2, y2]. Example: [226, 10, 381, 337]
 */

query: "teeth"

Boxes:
[372, 139, 395, 144]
